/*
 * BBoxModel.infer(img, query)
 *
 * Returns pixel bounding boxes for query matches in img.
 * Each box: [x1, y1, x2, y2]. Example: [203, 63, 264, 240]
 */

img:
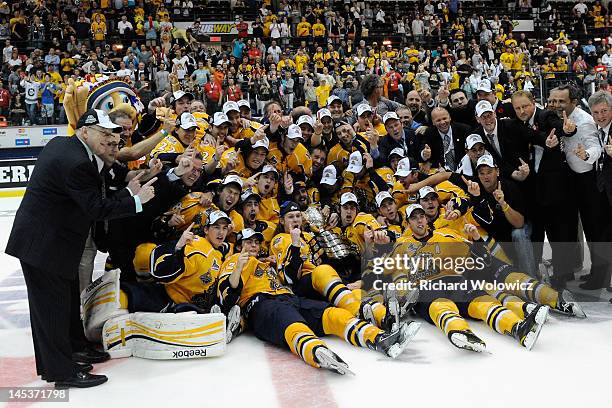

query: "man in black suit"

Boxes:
[474, 79, 516, 119]
[587, 91, 612, 293]
[373, 111, 418, 165]
[5, 109, 156, 388]
[419, 107, 471, 170]
[511, 90, 579, 288]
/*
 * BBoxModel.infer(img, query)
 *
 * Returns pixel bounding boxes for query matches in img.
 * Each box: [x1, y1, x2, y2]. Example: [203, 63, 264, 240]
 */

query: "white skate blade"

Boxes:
[568, 302, 587, 319]
[522, 309, 548, 351]
[450, 332, 490, 354]
[400, 288, 420, 317]
[315, 348, 355, 376]
[226, 305, 241, 344]
[533, 305, 550, 326]
[387, 321, 421, 359]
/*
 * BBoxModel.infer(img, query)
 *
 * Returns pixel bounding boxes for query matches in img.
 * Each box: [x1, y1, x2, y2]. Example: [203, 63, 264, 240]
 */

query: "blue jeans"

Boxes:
[26, 103, 37, 125]
[511, 222, 537, 278]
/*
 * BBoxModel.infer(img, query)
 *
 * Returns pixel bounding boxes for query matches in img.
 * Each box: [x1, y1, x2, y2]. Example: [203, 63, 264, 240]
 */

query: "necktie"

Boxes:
[487, 133, 501, 157]
[442, 133, 455, 170]
[596, 128, 607, 192]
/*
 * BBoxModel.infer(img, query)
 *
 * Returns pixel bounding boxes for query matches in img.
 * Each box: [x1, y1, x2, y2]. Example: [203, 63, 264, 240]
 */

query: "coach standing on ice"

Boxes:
[6, 109, 157, 389]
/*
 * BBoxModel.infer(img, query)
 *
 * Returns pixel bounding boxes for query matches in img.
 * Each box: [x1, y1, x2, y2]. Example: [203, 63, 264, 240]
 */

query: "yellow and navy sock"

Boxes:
[322, 307, 383, 349]
[429, 298, 471, 337]
[488, 290, 528, 319]
[505, 272, 559, 309]
[468, 295, 521, 336]
[311, 265, 360, 316]
[284, 322, 328, 368]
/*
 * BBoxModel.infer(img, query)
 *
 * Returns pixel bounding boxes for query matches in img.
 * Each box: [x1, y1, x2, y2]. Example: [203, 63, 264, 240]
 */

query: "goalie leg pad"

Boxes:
[81, 269, 128, 342]
[102, 312, 226, 360]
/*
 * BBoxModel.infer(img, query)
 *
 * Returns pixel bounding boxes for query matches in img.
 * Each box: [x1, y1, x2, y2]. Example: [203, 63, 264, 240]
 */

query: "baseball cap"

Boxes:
[382, 111, 400, 124]
[476, 79, 492, 93]
[223, 101, 240, 115]
[317, 108, 332, 119]
[375, 191, 394, 208]
[346, 151, 364, 173]
[177, 112, 198, 130]
[280, 201, 301, 216]
[405, 204, 425, 219]
[327, 95, 342, 106]
[240, 188, 261, 203]
[389, 147, 405, 159]
[320, 165, 338, 185]
[76, 109, 122, 132]
[170, 90, 194, 105]
[476, 154, 497, 169]
[418, 186, 438, 199]
[340, 192, 359, 206]
[237, 99, 251, 110]
[475, 100, 494, 118]
[236, 228, 264, 242]
[394, 157, 417, 177]
[465, 134, 485, 149]
[206, 210, 231, 226]
[297, 115, 315, 128]
[287, 124, 304, 140]
[213, 112, 231, 127]
[261, 164, 279, 177]
[334, 120, 350, 131]
[252, 136, 270, 150]
[222, 174, 244, 189]
[356, 104, 372, 117]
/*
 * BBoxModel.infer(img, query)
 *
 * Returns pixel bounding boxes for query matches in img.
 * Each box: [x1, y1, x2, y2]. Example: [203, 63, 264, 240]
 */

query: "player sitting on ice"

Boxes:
[377, 204, 549, 353]
[82, 210, 242, 357]
[217, 228, 421, 375]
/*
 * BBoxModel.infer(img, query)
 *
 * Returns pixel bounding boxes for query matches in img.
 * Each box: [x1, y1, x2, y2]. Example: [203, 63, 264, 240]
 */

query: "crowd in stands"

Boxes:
[0, 0, 610, 125]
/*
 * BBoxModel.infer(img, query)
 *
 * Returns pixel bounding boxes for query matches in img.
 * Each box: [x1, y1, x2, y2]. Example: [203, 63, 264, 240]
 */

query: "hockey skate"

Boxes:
[225, 305, 242, 344]
[448, 330, 488, 353]
[523, 302, 549, 322]
[512, 304, 549, 351]
[374, 320, 421, 359]
[314, 346, 354, 375]
[380, 286, 419, 332]
[554, 290, 587, 318]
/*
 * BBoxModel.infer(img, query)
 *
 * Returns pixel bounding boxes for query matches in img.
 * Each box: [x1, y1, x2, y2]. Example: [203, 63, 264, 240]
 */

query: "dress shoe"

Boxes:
[42, 363, 94, 381]
[579, 274, 592, 281]
[607, 287, 612, 293]
[579, 278, 608, 290]
[55, 372, 108, 389]
[72, 348, 110, 364]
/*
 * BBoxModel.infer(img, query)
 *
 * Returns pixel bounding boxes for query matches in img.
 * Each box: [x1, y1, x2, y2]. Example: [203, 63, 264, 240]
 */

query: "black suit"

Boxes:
[376, 127, 418, 167]
[527, 108, 579, 281]
[6, 136, 138, 381]
[419, 122, 471, 169]
[596, 126, 612, 241]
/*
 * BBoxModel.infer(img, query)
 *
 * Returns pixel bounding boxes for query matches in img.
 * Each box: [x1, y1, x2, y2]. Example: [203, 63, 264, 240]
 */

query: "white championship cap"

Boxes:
[237, 228, 264, 242]
[383, 111, 400, 124]
[320, 165, 338, 185]
[213, 112, 231, 127]
[206, 210, 231, 225]
[418, 186, 438, 199]
[389, 147, 405, 158]
[394, 157, 416, 177]
[475, 100, 494, 118]
[405, 204, 425, 218]
[375, 191, 394, 208]
[177, 112, 198, 130]
[287, 124, 304, 140]
[222, 101, 240, 115]
[340, 192, 359, 206]
[476, 154, 497, 168]
[476, 79, 492, 93]
[346, 151, 364, 173]
[222, 174, 244, 188]
[296, 115, 315, 128]
[465, 134, 485, 149]
[356, 104, 373, 117]
[252, 136, 270, 150]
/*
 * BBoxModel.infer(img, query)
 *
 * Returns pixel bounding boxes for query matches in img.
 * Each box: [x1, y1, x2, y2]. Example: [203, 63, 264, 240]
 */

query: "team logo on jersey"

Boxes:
[200, 272, 213, 285]
[254, 266, 264, 277]
[211, 259, 220, 272]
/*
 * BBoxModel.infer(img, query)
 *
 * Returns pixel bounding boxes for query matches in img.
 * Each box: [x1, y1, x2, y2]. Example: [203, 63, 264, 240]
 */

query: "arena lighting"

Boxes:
[594, 38, 601, 41]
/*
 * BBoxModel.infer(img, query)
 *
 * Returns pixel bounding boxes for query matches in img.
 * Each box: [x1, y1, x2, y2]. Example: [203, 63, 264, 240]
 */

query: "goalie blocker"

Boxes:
[82, 270, 226, 360]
